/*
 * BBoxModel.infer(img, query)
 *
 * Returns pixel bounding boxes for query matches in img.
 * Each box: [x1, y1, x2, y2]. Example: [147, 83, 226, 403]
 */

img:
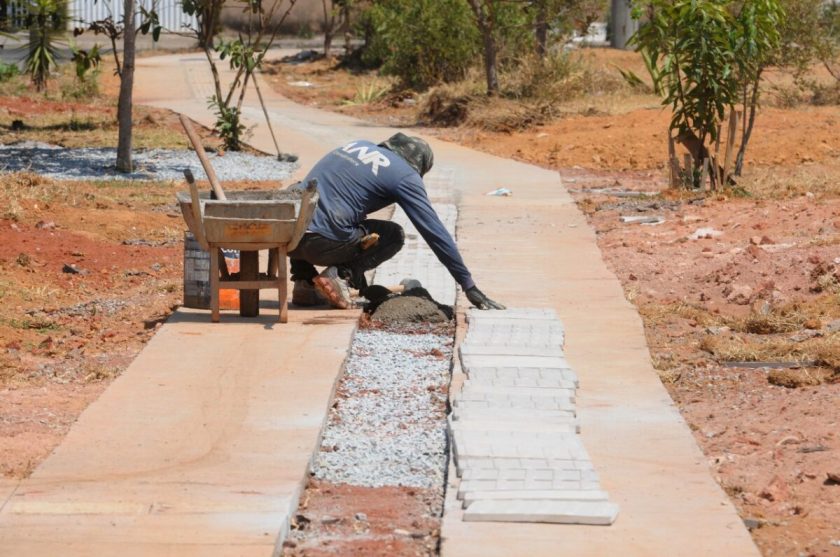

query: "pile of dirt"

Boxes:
[368, 288, 453, 324]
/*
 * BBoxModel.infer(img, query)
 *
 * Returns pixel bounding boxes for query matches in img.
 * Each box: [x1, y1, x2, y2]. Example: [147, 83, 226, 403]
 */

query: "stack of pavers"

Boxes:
[449, 308, 620, 525]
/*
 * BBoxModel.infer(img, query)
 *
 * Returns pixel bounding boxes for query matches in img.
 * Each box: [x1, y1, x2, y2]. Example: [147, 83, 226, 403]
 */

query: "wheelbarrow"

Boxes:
[176, 115, 317, 323]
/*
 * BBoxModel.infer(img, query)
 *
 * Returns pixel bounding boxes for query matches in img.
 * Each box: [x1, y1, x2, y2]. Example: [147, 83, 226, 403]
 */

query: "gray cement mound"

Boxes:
[369, 287, 453, 324]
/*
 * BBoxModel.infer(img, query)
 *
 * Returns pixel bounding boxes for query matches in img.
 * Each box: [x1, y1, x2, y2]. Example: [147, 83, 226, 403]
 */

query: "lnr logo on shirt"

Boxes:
[341, 142, 390, 176]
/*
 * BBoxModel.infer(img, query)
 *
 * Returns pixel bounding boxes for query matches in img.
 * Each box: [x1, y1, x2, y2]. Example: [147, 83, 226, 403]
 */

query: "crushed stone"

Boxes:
[312, 326, 453, 489]
[0, 142, 297, 182]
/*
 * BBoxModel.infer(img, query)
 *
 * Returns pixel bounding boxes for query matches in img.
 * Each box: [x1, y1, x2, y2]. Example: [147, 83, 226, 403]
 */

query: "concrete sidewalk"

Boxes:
[0, 50, 759, 556]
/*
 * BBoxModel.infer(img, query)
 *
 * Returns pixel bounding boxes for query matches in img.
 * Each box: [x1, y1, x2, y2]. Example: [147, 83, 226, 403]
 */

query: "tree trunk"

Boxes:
[735, 75, 761, 177]
[324, 29, 333, 56]
[535, 0, 548, 58]
[468, 0, 499, 96]
[482, 31, 499, 95]
[322, 0, 333, 56]
[116, 0, 136, 173]
[343, 2, 351, 56]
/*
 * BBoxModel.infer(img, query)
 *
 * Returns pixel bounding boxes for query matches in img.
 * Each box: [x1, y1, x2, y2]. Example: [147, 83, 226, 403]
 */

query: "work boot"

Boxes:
[313, 266, 353, 310]
[292, 280, 326, 307]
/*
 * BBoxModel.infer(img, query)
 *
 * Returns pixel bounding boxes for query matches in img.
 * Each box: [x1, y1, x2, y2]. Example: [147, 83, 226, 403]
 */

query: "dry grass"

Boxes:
[700, 331, 840, 370]
[767, 368, 836, 388]
[637, 301, 722, 328]
[417, 51, 652, 132]
[738, 160, 840, 199]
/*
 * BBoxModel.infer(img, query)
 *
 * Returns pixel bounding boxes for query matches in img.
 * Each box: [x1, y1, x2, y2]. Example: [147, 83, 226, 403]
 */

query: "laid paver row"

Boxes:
[449, 308, 619, 525]
[372, 168, 458, 306]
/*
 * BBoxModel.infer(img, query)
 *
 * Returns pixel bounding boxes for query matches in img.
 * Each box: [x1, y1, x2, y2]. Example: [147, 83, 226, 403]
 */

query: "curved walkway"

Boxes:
[0, 51, 759, 556]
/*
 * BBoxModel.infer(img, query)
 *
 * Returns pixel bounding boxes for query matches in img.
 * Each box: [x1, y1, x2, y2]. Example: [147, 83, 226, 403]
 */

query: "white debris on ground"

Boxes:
[0, 141, 297, 181]
[312, 328, 453, 489]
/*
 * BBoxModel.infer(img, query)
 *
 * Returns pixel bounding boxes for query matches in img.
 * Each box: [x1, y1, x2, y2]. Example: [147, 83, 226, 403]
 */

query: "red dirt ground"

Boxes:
[282, 480, 440, 557]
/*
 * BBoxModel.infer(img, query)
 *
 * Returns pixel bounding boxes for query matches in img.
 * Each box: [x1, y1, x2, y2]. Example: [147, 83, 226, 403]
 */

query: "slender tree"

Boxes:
[75, 0, 161, 173]
[115, 0, 136, 172]
[466, 0, 500, 95]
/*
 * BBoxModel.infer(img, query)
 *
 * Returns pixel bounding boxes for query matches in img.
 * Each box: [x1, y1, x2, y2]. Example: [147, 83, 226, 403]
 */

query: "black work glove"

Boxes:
[466, 286, 506, 310]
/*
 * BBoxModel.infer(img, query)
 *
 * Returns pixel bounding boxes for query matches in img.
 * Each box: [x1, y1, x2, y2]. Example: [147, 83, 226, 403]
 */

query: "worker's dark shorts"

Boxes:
[288, 219, 404, 290]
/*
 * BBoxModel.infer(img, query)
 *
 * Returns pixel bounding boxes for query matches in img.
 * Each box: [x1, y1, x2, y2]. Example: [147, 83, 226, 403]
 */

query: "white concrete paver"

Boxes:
[461, 489, 609, 506]
[463, 500, 619, 525]
[461, 468, 599, 483]
[454, 391, 575, 409]
[458, 479, 602, 497]
[460, 382, 577, 400]
[460, 354, 572, 369]
[449, 308, 621, 525]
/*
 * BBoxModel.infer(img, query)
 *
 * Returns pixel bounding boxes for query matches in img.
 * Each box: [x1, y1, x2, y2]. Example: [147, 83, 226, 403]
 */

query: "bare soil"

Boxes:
[267, 50, 840, 556]
[283, 480, 441, 556]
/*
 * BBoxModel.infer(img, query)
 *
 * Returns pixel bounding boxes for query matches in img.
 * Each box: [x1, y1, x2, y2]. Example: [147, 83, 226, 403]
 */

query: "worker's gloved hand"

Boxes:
[466, 286, 506, 310]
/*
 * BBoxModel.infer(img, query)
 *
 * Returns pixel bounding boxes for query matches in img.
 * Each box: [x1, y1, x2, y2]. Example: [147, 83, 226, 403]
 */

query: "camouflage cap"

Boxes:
[378, 132, 434, 177]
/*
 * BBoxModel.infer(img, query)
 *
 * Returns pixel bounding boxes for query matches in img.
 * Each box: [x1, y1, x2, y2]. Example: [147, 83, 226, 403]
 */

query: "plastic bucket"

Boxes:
[183, 232, 240, 310]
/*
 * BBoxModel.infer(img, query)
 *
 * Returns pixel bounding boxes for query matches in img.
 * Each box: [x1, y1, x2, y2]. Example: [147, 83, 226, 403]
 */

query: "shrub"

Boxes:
[363, 0, 479, 89]
[0, 62, 19, 82]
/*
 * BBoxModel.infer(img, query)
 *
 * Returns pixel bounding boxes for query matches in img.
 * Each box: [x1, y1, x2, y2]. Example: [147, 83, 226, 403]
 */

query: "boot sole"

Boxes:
[313, 276, 351, 309]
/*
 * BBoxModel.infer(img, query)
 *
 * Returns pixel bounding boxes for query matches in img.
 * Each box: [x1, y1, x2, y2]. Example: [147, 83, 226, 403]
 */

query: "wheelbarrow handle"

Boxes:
[179, 114, 227, 202]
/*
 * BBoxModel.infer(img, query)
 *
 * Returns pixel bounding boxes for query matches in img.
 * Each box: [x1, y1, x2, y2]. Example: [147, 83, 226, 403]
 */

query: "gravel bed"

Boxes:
[313, 327, 453, 489]
[0, 142, 297, 182]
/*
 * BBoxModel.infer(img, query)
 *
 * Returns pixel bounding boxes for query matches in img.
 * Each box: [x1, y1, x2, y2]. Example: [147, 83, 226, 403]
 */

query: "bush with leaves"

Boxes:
[363, 0, 479, 90]
[777, 0, 840, 83]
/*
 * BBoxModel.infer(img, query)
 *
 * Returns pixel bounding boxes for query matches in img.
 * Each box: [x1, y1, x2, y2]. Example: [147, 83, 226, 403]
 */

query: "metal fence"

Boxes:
[2, 0, 196, 32]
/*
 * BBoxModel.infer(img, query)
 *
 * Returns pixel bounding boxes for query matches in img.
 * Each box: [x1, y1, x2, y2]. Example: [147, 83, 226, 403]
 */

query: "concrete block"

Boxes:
[453, 393, 576, 411]
[465, 373, 578, 390]
[448, 418, 580, 435]
[463, 500, 619, 525]
[450, 408, 580, 426]
[464, 322, 565, 349]
[466, 308, 559, 321]
[451, 400, 576, 416]
[461, 354, 571, 370]
[452, 439, 589, 462]
[461, 489, 610, 507]
[460, 382, 577, 401]
[451, 429, 582, 448]
[461, 468, 589, 483]
[454, 457, 595, 475]
[457, 478, 602, 498]
[460, 344, 565, 358]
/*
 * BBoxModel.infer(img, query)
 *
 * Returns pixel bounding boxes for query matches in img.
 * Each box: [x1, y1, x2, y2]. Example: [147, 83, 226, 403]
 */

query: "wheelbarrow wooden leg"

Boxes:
[277, 246, 288, 323]
[209, 245, 220, 323]
[240, 250, 260, 317]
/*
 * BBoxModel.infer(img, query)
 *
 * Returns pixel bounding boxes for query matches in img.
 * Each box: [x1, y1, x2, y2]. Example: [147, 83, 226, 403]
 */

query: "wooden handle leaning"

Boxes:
[179, 113, 227, 201]
[184, 169, 210, 252]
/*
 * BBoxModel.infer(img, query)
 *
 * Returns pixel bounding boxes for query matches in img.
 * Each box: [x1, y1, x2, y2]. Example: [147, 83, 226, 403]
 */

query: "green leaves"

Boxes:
[364, 0, 480, 89]
[207, 95, 245, 151]
[71, 43, 102, 82]
[630, 0, 782, 171]
[215, 38, 259, 72]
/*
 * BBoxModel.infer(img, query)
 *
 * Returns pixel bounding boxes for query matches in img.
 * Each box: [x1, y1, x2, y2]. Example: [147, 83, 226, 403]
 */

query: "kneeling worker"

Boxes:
[289, 132, 504, 311]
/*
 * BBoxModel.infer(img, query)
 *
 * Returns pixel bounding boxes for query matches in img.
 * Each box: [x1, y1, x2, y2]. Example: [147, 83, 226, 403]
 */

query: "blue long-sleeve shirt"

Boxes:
[303, 140, 475, 290]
